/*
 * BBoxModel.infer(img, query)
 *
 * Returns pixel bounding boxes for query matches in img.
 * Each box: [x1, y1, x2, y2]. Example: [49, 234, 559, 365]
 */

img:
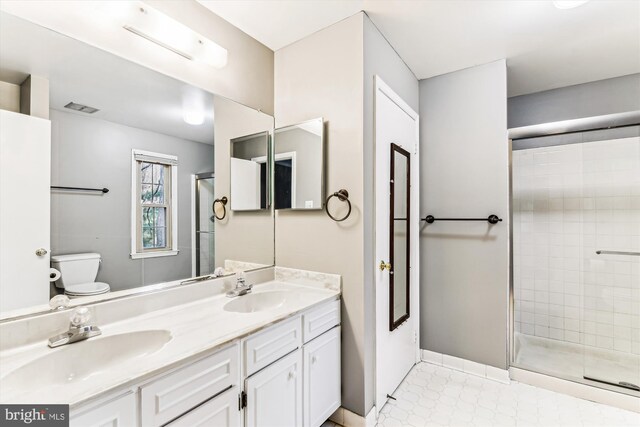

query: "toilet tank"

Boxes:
[50, 253, 101, 288]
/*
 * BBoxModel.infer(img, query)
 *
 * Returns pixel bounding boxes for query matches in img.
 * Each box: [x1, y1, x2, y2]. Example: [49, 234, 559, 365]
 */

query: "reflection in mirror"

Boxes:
[390, 143, 410, 331]
[274, 118, 324, 210]
[0, 12, 274, 318]
[230, 132, 269, 211]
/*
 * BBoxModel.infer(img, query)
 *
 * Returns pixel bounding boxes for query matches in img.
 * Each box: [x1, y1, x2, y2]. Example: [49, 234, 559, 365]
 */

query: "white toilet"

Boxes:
[50, 253, 110, 298]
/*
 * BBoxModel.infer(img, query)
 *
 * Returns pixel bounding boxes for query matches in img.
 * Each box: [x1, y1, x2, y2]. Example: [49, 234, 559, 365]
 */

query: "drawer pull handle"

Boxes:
[288, 371, 297, 380]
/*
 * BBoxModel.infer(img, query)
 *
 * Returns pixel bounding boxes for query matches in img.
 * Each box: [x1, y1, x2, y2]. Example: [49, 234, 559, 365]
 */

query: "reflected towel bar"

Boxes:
[51, 186, 109, 193]
[421, 214, 502, 224]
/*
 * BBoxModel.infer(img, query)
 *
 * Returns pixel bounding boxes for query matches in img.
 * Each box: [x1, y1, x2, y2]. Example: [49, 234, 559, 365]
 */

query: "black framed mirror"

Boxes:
[390, 143, 410, 331]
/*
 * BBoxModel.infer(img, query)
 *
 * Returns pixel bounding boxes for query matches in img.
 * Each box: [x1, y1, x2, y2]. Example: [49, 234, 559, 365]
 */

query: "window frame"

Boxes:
[130, 149, 179, 259]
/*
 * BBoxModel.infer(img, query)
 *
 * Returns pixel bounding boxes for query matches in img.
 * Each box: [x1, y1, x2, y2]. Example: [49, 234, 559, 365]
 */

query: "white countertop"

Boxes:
[0, 279, 339, 408]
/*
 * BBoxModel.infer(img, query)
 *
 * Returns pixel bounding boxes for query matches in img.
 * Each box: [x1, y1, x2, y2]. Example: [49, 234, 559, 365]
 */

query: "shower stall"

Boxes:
[510, 117, 640, 397]
[194, 172, 216, 276]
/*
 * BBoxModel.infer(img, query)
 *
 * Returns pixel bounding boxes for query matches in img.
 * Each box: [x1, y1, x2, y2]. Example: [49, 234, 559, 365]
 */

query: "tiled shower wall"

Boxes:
[513, 137, 640, 355]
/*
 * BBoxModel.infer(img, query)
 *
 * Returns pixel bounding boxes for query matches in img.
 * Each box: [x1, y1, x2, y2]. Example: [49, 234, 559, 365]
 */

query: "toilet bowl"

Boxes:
[50, 253, 110, 298]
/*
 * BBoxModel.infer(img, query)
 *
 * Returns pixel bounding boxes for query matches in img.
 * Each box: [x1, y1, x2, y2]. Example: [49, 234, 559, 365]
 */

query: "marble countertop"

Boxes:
[0, 277, 340, 408]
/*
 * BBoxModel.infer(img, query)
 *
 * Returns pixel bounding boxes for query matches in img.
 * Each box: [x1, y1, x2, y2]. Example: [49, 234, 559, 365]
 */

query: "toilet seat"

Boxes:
[64, 282, 110, 296]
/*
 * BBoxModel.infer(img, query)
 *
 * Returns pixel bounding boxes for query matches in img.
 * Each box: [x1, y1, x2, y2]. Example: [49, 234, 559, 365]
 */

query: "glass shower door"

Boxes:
[581, 136, 640, 393]
[195, 173, 215, 276]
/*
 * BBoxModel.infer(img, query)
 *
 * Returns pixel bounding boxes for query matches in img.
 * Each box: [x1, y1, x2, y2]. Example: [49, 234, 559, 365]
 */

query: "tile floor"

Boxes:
[327, 362, 640, 427]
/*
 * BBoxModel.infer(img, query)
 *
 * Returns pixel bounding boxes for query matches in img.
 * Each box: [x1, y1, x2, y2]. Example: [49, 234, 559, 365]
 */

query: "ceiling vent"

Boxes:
[64, 102, 99, 114]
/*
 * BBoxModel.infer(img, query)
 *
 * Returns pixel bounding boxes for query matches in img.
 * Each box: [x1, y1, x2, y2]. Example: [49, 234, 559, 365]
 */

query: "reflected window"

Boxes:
[131, 150, 179, 259]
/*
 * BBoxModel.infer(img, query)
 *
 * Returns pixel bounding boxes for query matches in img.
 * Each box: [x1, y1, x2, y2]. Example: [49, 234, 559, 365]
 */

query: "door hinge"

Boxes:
[414, 330, 418, 343]
[239, 391, 247, 410]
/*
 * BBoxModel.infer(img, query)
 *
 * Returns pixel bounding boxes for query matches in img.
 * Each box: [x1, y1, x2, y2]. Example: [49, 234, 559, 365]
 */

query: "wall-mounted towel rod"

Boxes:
[422, 214, 502, 224]
[51, 186, 109, 193]
[596, 250, 640, 256]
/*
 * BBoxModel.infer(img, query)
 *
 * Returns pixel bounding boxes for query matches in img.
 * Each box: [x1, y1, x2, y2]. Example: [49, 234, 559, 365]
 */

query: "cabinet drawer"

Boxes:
[166, 387, 240, 427]
[141, 343, 239, 427]
[303, 299, 340, 343]
[245, 316, 301, 376]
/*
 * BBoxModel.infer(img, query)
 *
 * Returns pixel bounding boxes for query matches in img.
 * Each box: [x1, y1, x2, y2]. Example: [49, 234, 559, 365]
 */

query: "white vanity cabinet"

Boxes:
[244, 349, 303, 427]
[70, 298, 341, 427]
[70, 392, 136, 427]
[304, 326, 341, 427]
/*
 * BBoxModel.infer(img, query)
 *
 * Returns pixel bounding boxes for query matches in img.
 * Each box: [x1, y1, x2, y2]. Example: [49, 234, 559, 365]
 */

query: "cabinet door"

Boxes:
[304, 326, 341, 427]
[70, 392, 136, 427]
[0, 110, 51, 312]
[245, 349, 302, 427]
[166, 387, 240, 427]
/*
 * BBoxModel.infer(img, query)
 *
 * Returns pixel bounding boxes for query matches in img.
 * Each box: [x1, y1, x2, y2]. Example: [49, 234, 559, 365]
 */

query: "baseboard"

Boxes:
[421, 349, 510, 384]
[329, 405, 376, 427]
[510, 367, 640, 413]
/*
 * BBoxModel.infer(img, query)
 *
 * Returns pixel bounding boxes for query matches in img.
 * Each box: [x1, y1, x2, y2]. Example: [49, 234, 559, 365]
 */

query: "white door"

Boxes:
[303, 327, 341, 427]
[230, 157, 261, 210]
[0, 110, 51, 313]
[374, 77, 420, 412]
[245, 349, 303, 427]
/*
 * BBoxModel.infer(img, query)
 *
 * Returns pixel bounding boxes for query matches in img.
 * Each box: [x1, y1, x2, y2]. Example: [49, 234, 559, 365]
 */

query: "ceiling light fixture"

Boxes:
[553, 1, 590, 9]
[182, 89, 207, 126]
[118, 2, 227, 69]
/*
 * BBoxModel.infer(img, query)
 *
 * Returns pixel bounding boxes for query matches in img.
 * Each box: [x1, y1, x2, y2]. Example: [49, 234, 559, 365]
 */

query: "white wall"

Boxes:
[0, 80, 20, 112]
[513, 137, 640, 355]
[420, 60, 509, 369]
[275, 13, 366, 415]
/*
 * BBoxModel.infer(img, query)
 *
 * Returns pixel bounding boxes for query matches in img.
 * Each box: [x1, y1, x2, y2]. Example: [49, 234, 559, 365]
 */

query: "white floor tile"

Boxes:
[376, 362, 640, 427]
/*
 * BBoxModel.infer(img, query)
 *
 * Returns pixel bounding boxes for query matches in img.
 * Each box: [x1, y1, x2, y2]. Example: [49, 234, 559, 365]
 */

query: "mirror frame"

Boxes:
[389, 143, 411, 331]
[273, 117, 325, 211]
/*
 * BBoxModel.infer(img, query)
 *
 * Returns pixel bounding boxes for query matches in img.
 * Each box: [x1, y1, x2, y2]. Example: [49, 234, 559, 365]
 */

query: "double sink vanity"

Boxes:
[0, 267, 342, 427]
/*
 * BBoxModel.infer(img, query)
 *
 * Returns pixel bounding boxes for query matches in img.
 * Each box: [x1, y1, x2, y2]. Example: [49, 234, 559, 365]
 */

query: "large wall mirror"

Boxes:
[0, 12, 274, 318]
[273, 118, 324, 210]
[390, 143, 410, 331]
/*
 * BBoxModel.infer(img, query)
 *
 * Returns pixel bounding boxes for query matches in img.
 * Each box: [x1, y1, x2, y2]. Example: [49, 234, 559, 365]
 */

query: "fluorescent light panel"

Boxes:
[116, 2, 227, 69]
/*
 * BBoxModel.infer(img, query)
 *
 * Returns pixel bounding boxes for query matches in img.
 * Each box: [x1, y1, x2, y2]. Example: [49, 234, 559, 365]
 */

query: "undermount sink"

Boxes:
[224, 290, 289, 313]
[1, 330, 171, 391]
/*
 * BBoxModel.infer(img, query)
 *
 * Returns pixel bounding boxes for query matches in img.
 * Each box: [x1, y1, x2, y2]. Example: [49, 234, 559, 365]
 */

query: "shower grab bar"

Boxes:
[422, 214, 502, 224]
[596, 250, 640, 256]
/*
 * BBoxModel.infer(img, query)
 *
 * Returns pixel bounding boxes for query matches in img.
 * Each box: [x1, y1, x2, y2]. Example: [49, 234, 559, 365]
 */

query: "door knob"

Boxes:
[35, 248, 48, 257]
[379, 260, 392, 271]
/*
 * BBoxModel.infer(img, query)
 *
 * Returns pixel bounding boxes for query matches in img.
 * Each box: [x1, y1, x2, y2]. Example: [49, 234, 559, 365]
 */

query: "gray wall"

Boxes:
[508, 73, 640, 128]
[363, 13, 419, 415]
[419, 60, 509, 369]
[50, 109, 214, 292]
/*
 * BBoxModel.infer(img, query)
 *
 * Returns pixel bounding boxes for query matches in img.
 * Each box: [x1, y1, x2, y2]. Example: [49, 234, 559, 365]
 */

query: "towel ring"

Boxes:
[212, 196, 228, 220]
[325, 189, 351, 222]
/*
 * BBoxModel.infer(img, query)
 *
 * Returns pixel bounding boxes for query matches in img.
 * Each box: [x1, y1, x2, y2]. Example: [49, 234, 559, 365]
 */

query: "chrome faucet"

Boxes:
[226, 271, 252, 297]
[48, 306, 102, 348]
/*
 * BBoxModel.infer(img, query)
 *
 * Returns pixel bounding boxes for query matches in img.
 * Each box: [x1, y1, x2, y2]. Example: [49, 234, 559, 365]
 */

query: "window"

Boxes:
[131, 150, 178, 259]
